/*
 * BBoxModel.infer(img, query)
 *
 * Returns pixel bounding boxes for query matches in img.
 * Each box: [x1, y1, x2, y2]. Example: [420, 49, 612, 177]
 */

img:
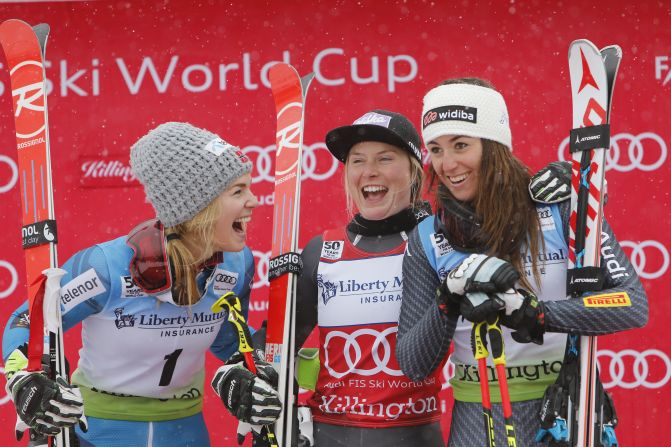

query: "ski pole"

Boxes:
[472, 320, 496, 447]
[486, 315, 518, 447]
[212, 292, 278, 447]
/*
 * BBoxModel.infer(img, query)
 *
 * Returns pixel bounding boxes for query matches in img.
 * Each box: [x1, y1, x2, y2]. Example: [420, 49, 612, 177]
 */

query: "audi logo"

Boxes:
[620, 240, 669, 280]
[253, 250, 270, 289]
[0, 260, 19, 299]
[323, 327, 404, 378]
[0, 155, 18, 194]
[243, 142, 340, 184]
[215, 273, 236, 284]
[598, 349, 671, 389]
[557, 132, 667, 172]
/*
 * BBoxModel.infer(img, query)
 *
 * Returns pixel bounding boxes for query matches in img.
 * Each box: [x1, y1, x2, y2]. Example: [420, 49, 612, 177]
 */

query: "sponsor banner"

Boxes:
[80, 156, 139, 188]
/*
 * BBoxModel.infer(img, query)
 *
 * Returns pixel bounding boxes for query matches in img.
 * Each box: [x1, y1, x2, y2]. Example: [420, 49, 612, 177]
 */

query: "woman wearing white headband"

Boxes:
[396, 78, 648, 446]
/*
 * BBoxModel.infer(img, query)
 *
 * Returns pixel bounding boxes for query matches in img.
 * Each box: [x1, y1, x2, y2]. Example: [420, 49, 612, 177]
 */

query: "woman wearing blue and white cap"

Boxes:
[395, 78, 647, 446]
[293, 110, 445, 446]
[2, 122, 281, 446]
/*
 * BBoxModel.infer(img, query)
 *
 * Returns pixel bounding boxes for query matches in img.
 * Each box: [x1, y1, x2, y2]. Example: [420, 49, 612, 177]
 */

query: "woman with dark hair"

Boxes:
[396, 78, 648, 446]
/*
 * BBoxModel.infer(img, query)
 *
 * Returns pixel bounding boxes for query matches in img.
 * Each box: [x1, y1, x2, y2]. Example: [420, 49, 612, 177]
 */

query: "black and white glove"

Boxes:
[212, 350, 282, 426]
[6, 370, 87, 437]
[443, 254, 520, 296]
[461, 292, 506, 323]
[529, 161, 572, 204]
[498, 288, 546, 344]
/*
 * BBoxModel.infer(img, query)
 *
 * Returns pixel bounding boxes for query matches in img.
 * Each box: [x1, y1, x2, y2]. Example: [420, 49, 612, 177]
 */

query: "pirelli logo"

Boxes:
[583, 292, 631, 308]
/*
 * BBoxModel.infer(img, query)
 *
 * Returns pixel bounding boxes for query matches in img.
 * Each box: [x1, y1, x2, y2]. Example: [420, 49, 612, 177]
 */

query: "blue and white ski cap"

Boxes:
[421, 83, 512, 150]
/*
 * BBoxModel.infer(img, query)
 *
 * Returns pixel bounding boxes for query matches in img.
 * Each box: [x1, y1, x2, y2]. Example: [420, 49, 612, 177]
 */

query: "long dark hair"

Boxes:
[427, 77, 543, 290]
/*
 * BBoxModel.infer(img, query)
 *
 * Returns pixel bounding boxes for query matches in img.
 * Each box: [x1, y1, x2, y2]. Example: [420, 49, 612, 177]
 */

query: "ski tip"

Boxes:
[600, 44, 622, 57]
[568, 38, 599, 55]
[33, 23, 50, 53]
[33, 23, 50, 36]
[301, 72, 315, 91]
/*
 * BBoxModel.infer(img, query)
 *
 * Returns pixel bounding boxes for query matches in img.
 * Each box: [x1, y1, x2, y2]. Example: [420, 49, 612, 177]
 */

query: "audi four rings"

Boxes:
[243, 142, 339, 184]
[559, 132, 667, 172]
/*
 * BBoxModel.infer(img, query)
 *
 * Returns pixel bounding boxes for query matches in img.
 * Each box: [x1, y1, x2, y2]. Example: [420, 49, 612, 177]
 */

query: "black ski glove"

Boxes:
[211, 350, 282, 426]
[529, 161, 572, 204]
[6, 370, 87, 436]
[498, 288, 546, 344]
[461, 292, 506, 323]
[435, 281, 461, 317]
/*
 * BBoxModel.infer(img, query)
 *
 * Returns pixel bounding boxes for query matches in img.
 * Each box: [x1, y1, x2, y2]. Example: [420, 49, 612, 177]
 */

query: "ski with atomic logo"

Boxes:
[536, 41, 621, 447]
[0, 19, 70, 447]
[264, 63, 313, 447]
[568, 40, 621, 447]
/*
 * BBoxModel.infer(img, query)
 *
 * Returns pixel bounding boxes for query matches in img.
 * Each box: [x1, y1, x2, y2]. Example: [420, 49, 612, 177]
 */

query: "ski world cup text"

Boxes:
[0, 48, 418, 97]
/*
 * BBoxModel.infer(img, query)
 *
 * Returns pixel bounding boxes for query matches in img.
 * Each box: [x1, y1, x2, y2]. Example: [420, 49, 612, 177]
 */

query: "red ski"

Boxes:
[0, 19, 70, 447]
[264, 63, 313, 447]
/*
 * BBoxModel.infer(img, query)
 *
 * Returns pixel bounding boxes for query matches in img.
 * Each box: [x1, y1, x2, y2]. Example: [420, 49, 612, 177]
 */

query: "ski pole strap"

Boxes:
[27, 274, 48, 372]
[21, 219, 58, 249]
[569, 124, 611, 152]
[268, 251, 302, 280]
[566, 266, 605, 294]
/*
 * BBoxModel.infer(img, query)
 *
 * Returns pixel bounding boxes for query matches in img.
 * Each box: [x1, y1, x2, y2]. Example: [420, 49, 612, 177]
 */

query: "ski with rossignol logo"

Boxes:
[0, 19, 70, 447]
[537, 40, 621, 447]
[264, 63, 313, 447]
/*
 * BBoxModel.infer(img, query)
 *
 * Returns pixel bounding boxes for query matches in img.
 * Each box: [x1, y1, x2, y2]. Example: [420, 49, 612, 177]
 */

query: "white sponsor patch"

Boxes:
[60, 268, 106, 312]
[120, 275, 145, 298]
[203, 137, 236, 156]
[321, 240, 345, 260]
[430, 232, 454, 258]
[537, 206, 556, 231]
[317, 254, 404, 326]
[212, 268, 239, 293]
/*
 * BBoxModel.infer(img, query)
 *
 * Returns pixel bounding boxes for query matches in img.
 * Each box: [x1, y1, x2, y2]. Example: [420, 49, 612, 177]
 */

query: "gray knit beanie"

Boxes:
[130, 122, 252, 227]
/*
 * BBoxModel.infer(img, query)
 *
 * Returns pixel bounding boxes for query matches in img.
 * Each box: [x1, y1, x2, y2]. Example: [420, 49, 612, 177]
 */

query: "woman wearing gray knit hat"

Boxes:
[396, 78, 647, 447]
[3, 122, 282, 446]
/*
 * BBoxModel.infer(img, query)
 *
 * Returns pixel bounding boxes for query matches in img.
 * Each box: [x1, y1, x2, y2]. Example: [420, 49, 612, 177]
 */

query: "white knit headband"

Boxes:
[421, 83, 512, 149]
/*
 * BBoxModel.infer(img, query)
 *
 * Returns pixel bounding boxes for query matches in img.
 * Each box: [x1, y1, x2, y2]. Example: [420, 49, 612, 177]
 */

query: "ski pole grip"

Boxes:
[471, 322, 488, 360]
[486, 318, 506, 365]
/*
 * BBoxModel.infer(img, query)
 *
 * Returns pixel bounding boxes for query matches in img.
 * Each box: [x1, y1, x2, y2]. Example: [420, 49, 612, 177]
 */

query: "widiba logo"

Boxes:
[422, 105, 477, 128]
